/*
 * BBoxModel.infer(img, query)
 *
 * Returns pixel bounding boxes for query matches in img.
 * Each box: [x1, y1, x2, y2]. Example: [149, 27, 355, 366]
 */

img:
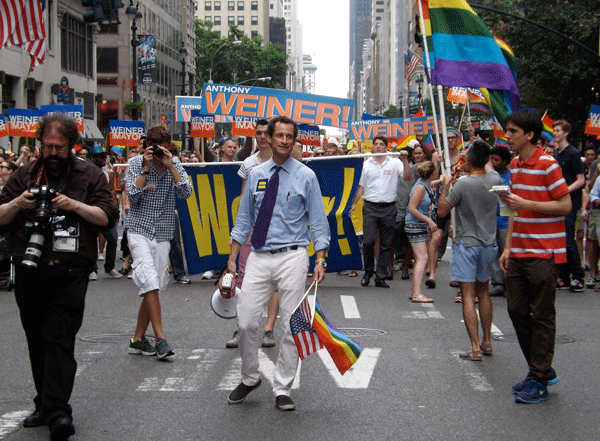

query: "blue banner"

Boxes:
[176, 157, 364, 274]
[108, 120, 145, 147]
[349, 115, 442, 140]
[200, 83, 355, 129]
[40, 105, 84, 132]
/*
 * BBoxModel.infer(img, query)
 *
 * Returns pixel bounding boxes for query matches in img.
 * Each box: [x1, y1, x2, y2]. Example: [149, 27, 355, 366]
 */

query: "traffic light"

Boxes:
[82, 0, 103, 23]
[414, 15, 423, 48]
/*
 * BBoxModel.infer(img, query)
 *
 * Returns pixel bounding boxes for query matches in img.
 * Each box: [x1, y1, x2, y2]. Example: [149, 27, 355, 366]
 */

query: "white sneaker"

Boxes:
[98, 253, 105, 261]
[89, 271, 98, 281]
[202, 270, 215, 280]
[127, 272, 133, 279]
[585, 275, 595, 289]
[106, 269, 123, 279]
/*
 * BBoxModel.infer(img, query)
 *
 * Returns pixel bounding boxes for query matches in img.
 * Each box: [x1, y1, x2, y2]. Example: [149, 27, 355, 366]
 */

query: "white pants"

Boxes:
[237, 247, 309, 397]
[128, 233, 171, 296]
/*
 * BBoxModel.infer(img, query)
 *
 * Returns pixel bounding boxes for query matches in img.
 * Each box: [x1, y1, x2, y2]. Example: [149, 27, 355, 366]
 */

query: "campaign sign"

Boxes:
[176, 157, 364, 274]
[200, 83, 354, 129]
[108, 120, 145, 146]
[40, 105, 84, 132]
[176, 96, 203, 122]
[585, 105, 600, 136]
[349, 116, 442, 140]
[189, 111, 215, 138]
[297, 124, 321, 146]
[0, 114, 8, 138]
[8, 109, 45, 137]
[232, 116, 257, 137]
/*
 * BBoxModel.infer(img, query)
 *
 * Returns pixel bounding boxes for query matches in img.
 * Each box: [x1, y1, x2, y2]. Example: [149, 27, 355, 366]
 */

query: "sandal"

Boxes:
[449, 280, 460, 288]
[425, 279, 436, 288]
[480, 343, 493, 356]
[348, 270, 358, 277]
[459, 350, 482, 361]
[411, 295, 434, 303]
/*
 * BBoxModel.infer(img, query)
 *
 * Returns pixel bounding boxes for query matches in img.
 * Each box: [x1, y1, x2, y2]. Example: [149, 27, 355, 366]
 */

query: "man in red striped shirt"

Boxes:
[499, 109, 572, 404]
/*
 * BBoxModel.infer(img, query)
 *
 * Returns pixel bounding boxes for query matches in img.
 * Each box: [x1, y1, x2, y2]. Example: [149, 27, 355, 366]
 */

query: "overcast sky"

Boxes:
[298, 0, 350, 100]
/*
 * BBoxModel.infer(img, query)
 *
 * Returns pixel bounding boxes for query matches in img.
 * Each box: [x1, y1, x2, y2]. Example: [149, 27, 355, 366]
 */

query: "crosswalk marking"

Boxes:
[317, 348, 381, 388]
[0, 411, 31, 438]
[340, 295, 360, 318]
[451, 350, 493, 391]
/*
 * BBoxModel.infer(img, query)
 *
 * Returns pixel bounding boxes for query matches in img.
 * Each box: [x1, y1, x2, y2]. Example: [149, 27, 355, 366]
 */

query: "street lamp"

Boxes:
[126, 1, 142, 120]
[416, 74, 424, 106]
[235, 76, 271, 86]
[208, 40, 242, 83]
[179, 43, 188, 151]
[398, 93, 404, 117]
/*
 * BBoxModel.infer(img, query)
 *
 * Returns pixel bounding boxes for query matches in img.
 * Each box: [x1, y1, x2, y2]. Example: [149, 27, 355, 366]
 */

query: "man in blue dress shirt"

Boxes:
[226, 115, 330, 411]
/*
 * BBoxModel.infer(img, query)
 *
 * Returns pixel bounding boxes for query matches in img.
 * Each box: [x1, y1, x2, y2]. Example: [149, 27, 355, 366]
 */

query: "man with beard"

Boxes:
[0, 114, 118, 439]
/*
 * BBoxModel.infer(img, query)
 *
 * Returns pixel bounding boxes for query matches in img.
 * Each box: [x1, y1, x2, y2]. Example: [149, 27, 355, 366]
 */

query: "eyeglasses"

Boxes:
[0, 165, 8, 169]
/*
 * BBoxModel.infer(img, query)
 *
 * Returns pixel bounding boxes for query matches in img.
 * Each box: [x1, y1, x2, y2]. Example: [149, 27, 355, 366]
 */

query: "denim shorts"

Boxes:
[450, 240, 498, 283]
[405, 222, 429, 244]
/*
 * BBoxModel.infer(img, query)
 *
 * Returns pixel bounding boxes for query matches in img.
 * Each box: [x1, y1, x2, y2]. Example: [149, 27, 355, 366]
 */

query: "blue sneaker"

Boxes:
[515, 380, 548, 404]
[547, 367, 560, 386]
[512, 368, 559, 394]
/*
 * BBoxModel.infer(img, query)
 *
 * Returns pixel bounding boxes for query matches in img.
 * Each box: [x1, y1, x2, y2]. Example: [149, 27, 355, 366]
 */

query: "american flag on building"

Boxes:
[404, 50, 419, 81]
[290, 296, 324, 359]
[0, 0, 46, 71]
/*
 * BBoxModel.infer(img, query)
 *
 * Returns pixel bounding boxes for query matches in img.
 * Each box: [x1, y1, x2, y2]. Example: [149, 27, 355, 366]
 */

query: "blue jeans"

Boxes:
[91, 226, 118, 273]
[169, 218, 185, 279]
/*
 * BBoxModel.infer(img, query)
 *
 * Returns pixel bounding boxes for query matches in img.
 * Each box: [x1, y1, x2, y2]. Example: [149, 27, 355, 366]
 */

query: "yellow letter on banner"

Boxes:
[185, 174, 231, 257]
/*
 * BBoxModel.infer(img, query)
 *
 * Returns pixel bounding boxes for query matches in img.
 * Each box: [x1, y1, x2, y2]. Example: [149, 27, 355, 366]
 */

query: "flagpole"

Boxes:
[417, 0, 451, 174]
[457, 102, 468, 132]
[427, 82, 443, 168]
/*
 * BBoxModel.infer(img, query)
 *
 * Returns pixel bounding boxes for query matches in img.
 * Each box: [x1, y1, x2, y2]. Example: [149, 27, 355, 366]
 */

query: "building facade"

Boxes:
[302, 54, 316, 94]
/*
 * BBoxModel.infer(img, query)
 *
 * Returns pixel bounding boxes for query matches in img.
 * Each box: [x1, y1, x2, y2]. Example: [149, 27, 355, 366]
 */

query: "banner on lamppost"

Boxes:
[137, 35, 157, 86]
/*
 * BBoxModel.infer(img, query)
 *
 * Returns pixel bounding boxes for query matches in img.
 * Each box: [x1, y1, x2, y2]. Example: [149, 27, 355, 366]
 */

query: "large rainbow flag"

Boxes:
[421, 0, 519, 128]
[290, 293, 362, 375]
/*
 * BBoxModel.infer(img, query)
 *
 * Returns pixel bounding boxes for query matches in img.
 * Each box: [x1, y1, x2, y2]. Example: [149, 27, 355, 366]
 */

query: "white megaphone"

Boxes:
[211, 273, 240, 319]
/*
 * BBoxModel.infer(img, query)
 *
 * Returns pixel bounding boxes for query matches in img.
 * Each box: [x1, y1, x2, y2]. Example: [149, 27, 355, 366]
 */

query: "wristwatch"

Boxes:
[315, 260, 327, 269]
[140, 170, 150, 175]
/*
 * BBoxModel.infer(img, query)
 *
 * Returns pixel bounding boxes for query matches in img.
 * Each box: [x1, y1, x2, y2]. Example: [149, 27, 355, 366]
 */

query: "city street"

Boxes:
[1, 252, 599, 440]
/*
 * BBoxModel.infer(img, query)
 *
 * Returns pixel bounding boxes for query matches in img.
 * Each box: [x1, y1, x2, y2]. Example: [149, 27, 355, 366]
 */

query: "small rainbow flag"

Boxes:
[495, 137, 509, 148]
[290, 293, 362, 376]
[425, 135, 435, 152]
[542, 113, 554, 142]
[468, 90, 490, 113]
[111, 145, 125, 156]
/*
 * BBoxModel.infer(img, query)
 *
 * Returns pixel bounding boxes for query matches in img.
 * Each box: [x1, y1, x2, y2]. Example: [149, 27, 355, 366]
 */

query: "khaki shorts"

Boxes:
[588, 209, 600, 241]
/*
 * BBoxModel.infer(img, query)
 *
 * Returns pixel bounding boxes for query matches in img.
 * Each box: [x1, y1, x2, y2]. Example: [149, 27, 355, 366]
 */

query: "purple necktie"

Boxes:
[251, 166, 282, 249]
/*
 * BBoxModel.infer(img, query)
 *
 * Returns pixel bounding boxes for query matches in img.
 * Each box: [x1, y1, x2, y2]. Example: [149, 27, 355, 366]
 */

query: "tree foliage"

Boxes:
[475, 0, 600, 145]
[194, 21, 288, 94]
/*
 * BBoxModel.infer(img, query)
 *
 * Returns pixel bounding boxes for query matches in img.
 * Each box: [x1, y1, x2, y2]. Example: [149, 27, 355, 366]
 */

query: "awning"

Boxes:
[83, 119, 104, 142]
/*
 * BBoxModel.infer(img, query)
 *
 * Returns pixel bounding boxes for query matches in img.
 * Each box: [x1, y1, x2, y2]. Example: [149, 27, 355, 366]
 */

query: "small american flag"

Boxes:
[0, 0, 46, 71]
[290, 296, 324, 359]
[405, 50, 419, 81]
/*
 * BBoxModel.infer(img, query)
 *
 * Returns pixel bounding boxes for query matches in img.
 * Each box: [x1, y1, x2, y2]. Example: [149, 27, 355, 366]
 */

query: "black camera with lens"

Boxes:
[22, 185, 57, 268]
[152, 145, 164, 158]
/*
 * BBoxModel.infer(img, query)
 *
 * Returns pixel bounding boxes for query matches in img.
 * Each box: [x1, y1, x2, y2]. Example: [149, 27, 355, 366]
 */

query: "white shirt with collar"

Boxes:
[359, 156, 405, 203]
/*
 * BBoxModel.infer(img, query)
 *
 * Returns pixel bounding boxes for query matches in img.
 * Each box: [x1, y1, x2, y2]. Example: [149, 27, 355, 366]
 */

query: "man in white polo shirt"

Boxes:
[350, 135, 412, 287]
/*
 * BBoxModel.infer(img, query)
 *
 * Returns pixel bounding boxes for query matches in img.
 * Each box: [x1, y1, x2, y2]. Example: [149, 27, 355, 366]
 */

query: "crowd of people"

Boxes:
[2, 109, 599, 439]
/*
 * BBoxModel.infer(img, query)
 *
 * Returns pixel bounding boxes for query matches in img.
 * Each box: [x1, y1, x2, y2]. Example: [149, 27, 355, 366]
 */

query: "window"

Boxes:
[237, 1, 243, 10]
[251, 30, 258, 38]
[204, 1, 211, 10]
[228, 1, 234, 10]
[237, 15, 244, 25]
[61, 14, 94, 77]
[214, 15, 221, 25]
[26, 87, 36, 109]
[228, 15, 234, 24]
[214, 1, 220, 10]
[97, 47, 119, 73]
[251, 0, 257, 10]
[205, 15, 211, 21]
[251, 15, 258, 25]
